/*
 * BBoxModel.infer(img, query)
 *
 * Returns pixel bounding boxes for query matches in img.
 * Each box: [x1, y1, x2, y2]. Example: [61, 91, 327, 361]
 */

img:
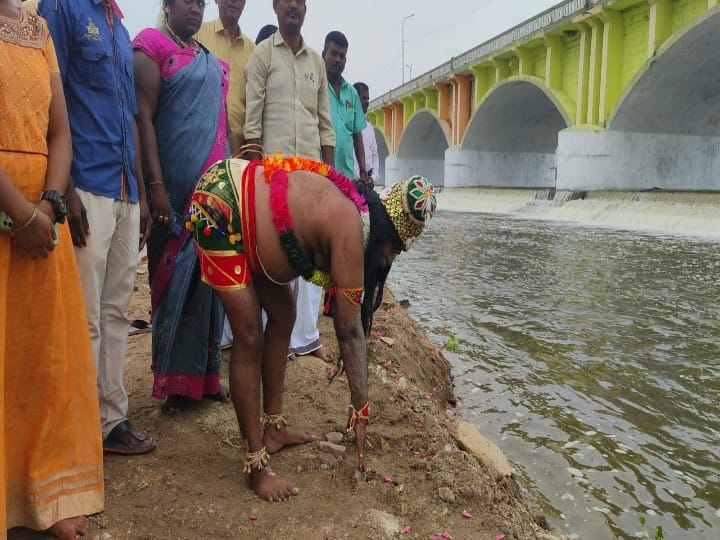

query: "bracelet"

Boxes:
[148, 180, 165, 186]
[13, 207, 37, 233]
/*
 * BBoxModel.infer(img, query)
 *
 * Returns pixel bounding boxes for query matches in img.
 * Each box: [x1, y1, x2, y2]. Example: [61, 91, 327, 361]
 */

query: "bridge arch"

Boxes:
[463, 78, 571, 153]
[388, 110, 450, 186]
[453, 78, 570, 188]
[609, 9, 720, 136]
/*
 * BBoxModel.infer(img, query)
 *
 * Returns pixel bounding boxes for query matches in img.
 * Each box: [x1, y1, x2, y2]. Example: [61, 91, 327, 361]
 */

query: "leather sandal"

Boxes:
[103, 420, 156, 455]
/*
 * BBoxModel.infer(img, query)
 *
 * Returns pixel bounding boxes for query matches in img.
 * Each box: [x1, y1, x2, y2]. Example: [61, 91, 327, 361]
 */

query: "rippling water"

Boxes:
[387, 211, 720, 539]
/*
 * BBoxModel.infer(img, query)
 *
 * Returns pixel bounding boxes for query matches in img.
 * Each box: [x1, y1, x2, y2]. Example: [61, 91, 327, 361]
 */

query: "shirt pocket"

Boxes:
[79, 42, 113, 90]
[297, 75, 319, 115]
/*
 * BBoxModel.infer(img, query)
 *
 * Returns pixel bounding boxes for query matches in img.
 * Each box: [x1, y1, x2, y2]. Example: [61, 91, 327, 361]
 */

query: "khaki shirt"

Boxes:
[195, 19, 255, 154]
[244, 32, 335, 161]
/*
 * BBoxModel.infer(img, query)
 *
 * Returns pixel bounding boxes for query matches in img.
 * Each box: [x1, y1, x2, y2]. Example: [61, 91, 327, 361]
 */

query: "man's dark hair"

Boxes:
[324, 30, 348, 49]
[354, 181, 403, 334]
[353, 82, 369, 94]
[255, 24, 277, 45]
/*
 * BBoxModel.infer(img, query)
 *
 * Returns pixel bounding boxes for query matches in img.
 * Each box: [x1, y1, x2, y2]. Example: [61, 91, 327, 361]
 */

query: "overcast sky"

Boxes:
[121, 0, 560, 97]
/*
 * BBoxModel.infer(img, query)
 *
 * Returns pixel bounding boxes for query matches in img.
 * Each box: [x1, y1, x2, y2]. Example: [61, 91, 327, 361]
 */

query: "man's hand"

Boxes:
[149, 183, 172, 230]
[66, 185, 90, 247]
[139, 197, 152, 250]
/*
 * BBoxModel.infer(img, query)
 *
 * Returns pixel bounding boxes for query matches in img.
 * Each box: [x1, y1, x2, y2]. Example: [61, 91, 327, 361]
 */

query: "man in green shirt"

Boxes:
[322, 31, 369, 183]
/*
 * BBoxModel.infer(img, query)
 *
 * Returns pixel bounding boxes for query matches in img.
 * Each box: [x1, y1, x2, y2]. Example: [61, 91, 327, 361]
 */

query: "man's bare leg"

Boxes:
[48, 516, 89, 539]
[255, 277, 318, 454]
[220, 287, 297, 502]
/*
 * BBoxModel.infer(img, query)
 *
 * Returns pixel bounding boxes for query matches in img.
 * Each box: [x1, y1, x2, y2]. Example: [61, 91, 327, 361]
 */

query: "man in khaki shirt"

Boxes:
[196, 0, 255, 154]
[244, 0, 335, 163]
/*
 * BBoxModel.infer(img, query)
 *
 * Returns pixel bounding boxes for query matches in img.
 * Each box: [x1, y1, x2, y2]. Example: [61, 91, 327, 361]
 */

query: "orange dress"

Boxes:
[0, 10, 104, 533]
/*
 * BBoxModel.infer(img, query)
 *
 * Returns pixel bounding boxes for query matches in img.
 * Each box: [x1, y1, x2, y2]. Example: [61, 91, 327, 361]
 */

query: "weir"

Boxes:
[436, 188, 720, 239]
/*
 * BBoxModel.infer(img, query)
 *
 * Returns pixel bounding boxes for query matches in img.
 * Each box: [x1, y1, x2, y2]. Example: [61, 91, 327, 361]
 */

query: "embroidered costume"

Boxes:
[189, 155, 367, 294]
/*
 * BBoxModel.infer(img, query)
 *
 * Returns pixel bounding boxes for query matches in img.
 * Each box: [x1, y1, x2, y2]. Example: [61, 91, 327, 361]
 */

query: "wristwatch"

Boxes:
[39, 190, 67, 224]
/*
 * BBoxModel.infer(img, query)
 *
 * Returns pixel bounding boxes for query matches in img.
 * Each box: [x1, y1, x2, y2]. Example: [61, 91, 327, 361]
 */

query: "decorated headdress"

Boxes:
[380, 176, 437, 250]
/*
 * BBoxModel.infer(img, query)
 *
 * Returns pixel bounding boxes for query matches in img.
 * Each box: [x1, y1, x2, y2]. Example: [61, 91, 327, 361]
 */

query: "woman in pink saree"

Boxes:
[133, 0, 229, 411]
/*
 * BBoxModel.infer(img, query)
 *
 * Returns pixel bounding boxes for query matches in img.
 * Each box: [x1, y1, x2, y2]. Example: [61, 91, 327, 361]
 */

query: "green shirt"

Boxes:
[328, 77, 366, 178]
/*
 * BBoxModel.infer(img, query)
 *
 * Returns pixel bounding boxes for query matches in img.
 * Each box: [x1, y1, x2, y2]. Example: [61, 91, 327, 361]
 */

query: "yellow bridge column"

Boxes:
[470, 64, 491, 107]
[543, 33, 564, 91]
[709, 0, 718, 8]
[647, 0, 673, 56]
[423, 87, 439, 116]
[412, 91, 426, 112]
[514, 46, 534, 76]
[450, 75, 471, 146]
[400, 96, 415, 126]
[391, 102, 404, 154]
[597, 8, 625, 123]
[492, 58, 510, 84]
[574, 22, 592, 124]
[585, 17, 604, 124]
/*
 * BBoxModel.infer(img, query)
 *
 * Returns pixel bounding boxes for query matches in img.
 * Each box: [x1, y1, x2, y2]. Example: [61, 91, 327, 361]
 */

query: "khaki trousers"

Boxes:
[73, 189, 139, 438]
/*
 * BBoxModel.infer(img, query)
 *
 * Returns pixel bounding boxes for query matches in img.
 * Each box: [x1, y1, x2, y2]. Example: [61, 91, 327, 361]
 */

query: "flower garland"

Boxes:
[263, 154, 367, 288]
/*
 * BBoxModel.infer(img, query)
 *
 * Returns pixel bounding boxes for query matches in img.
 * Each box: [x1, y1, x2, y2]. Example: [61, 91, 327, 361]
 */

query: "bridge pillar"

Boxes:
[597, 8, 625, 122]
[514, 46, 534, 76]
[543, 34, 564, 91]
[434, 82, 452, 125]
[382, 106, 393, 150]
[492, 58, 510, 84]
[647, 0, 673, 54]
[557, 129, 720, 191]
[391, 102, 404, 154]
[470, 64, 492, 106]
[450, 75, 471, 145]
[575, 22, 592, 124]
[400, 96, 415, 126]
[423, 87, 439, 116]
[585, 17, 604, 124]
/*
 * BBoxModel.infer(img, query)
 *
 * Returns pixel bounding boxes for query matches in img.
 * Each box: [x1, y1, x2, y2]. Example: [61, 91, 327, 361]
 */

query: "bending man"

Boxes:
[188, 156, 436, 501]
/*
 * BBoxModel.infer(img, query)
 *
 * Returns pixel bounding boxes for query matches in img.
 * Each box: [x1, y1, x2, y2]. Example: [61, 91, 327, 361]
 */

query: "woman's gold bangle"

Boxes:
[149, 180, 165, 186]
[13, 207, 37, 233]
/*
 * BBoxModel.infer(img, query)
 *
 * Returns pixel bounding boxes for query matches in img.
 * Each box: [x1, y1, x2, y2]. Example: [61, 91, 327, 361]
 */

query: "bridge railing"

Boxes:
[370, 0, 603, 110]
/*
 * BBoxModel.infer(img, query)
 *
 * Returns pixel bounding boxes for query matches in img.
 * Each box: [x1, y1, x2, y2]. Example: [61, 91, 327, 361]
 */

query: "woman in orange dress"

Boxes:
[1, 2, 104, 538]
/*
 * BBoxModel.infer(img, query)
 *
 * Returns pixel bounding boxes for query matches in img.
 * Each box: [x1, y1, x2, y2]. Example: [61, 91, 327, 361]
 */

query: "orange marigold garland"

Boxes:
[263, 154, 367, 288]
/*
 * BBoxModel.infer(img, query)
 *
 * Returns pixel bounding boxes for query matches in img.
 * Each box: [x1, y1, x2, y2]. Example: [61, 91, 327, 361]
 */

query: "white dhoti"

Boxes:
[289, 278, 323, 355]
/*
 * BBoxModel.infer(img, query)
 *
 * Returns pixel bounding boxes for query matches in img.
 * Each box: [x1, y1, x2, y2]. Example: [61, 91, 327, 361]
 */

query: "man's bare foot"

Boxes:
[48, 516, 89, 539]
[249, 467, 299, 502]
[263, 423, 318, 454]
[311, 344, 335, 363]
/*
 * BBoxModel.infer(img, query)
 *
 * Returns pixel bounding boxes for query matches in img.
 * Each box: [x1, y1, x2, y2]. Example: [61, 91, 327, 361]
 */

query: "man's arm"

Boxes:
[352, 132, 368, 183]
[132, 118, 151, 249]
[328, 216, 368, 470]
[243, 47, 268, 161]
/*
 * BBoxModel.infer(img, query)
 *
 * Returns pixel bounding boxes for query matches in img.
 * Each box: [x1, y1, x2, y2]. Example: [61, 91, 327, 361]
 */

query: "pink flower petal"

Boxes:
[249, 514, 257, 521]
[442, 532, 453, 539]
[462, 511, 473, 519]
[382, 475, 392, 483]
[372, 332, 383, 339]
[494, 536, 505, 540]
[401, 526, 411, 534]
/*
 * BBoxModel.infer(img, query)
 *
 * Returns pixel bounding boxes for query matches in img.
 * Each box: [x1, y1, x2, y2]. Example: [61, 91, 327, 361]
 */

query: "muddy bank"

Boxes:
[10, 272, 566, 540]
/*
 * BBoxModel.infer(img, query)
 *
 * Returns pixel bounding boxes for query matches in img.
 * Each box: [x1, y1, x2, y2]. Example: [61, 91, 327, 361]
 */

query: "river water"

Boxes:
[387, 209, 720, 539]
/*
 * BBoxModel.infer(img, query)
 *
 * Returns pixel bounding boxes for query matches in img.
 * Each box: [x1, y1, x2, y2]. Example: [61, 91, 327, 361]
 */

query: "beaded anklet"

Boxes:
[261, 413, 288, 431]
[347, 402, 370, 432]
[243, 447, 270, 475]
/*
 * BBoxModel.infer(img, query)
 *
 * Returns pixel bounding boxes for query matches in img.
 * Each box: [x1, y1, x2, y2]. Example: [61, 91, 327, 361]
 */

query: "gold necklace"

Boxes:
[164, 21, 196, 49]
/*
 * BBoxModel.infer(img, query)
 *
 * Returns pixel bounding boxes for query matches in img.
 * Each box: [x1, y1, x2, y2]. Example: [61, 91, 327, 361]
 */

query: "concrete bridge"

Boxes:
[367, 0, 720, 191]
